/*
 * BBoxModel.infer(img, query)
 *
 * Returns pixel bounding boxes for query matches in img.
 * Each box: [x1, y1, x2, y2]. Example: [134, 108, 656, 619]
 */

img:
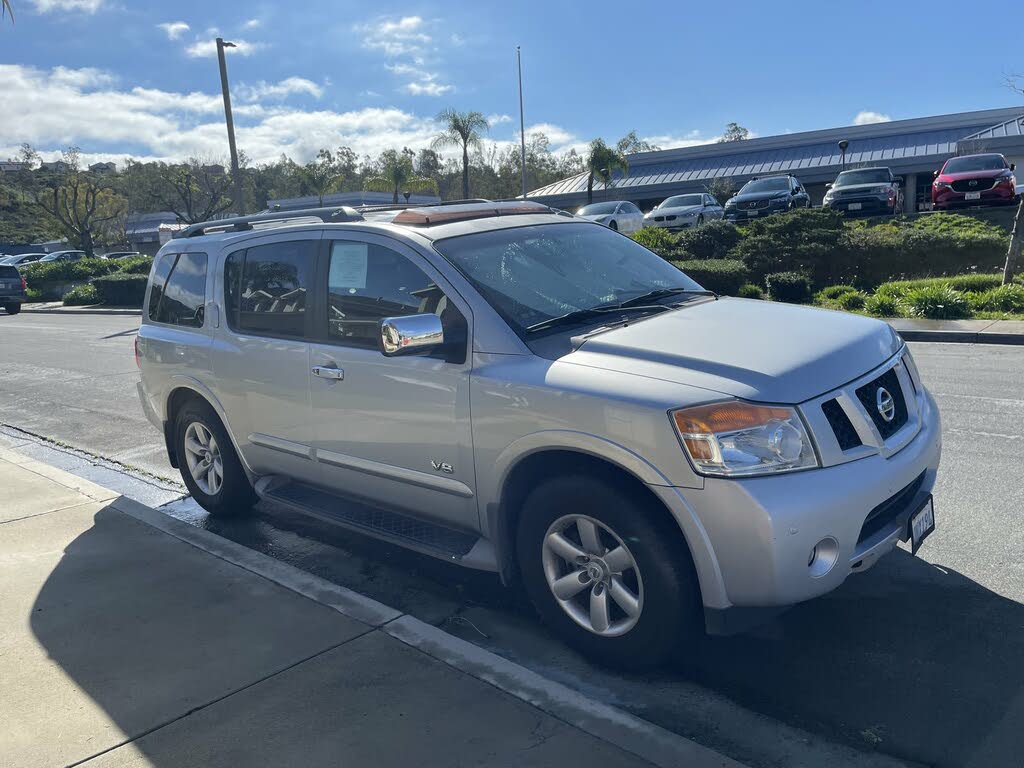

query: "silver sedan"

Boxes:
[575, 201, 644, 233]
[643, 193, 724, 230]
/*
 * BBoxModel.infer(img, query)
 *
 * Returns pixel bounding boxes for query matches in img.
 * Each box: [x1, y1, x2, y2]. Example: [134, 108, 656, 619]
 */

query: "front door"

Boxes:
[308, 234, 477, 531]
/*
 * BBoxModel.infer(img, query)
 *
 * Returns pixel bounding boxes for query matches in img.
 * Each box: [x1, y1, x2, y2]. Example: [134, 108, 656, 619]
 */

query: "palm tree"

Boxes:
[585, 139, 629, 204]
[432, 109, 489, 200]
[363, 149, 438, 204]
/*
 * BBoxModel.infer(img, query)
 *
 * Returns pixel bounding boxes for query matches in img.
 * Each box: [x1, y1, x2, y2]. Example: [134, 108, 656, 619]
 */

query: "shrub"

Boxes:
[631, 227, 680, 257]
[903, 285, 971, 319]
[62, 283, 100, 306]
[737, 283, 764, 300]
[730, 208, 848, 287]
[968, 284, 1024, 314]
[865, 293, 902, 317]
[833, 291, 868, 311]
[114, 255, 154, 275]
[672, 259, 749, 295]
[815, 284, 859, 303]
[675, 219, 742, 260]
[19, 257, 120, 289]
[91, 273, 148, 306]
[25, 287, 43, 302]
[765, 271, 812, 304]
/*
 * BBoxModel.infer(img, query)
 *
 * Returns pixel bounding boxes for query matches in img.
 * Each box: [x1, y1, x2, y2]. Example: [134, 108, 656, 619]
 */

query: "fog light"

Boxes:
[808, 537, 839, 578]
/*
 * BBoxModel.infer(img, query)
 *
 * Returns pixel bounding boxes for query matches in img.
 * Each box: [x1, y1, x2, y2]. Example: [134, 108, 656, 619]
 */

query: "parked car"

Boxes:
[643, 193, 724, 230]
[932, 153, 1017, 210]
[38, 250, 87, 263]
[102, 251, 142, 260]
[723, 175, 811, 221]
[137, 200, 940, 669]
[823, 167, 903, 216]
[0, 264, 27, 314]
[0, 252, 46, 267]
[575, 201, 644, 233]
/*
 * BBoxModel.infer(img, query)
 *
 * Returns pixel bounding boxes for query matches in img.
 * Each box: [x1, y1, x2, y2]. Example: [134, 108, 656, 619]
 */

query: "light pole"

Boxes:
[516, 46, 527, 199]
[216, 38, 245, 215]
[838, 139, 849, 171]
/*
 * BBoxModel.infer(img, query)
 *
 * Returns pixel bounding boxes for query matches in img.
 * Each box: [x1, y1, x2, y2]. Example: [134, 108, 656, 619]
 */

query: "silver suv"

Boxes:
[137, 201, 941, 668]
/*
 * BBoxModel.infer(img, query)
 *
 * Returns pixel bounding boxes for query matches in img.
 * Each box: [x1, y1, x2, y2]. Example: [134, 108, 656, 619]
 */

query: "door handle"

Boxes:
[312, 365, 345, 381]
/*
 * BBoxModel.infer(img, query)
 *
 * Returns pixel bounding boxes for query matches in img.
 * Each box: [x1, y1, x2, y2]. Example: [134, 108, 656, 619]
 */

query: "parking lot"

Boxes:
[2, 311, 1023, 767]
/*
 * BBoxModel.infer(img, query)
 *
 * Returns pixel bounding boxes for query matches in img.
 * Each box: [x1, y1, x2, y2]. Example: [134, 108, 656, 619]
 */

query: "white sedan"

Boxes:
[575, 201, 644, 233]
[643, 193, 724, 230]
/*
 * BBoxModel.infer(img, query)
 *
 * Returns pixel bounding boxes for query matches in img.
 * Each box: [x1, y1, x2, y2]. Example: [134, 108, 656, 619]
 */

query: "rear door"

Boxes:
[212, 234, 321, 484]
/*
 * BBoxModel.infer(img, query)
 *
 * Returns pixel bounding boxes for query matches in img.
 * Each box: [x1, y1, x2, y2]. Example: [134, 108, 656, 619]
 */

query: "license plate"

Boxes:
[747, 210, 758, 217]
[848, 202, 862, 211]
[0, 281, 8, 289]
[909, 496, 935, 554]
[965, 191, 981, 200]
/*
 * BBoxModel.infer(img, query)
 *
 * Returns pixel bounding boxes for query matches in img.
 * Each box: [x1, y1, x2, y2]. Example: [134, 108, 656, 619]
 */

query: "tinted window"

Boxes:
[577, 202, 619, 215]
[0, 265, 19, 278]
[225, 240, 314, 338]
[740, 178, 790, 193]
[147, 253, 177, 322]
[326, 241, 454, 349]
[661, 195, 703, 208]
[835, 169, 890, 186]
[154, 252, 208, 327]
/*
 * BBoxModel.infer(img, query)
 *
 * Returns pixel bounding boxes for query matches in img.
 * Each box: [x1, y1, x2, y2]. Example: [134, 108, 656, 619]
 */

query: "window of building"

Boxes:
[225, 240, 314, 338]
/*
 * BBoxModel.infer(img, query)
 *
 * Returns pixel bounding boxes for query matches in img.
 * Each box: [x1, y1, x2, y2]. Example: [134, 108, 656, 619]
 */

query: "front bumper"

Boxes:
[652, 387, 941, 617]
[825, 195, 896, 215]
[645, 216, 698, 230]
[724, 206, 784, 221]
[933, 186, 1016, 208]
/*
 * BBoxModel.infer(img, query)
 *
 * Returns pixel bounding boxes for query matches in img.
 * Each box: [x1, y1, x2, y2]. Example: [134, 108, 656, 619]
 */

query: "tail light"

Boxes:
[20, 276, 27, 291]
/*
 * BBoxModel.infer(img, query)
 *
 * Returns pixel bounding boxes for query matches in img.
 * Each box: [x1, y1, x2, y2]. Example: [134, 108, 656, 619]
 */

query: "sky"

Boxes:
[1, 0, 1022, 168]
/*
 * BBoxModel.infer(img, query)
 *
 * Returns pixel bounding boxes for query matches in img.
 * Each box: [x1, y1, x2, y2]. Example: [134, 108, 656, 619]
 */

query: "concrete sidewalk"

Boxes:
[0, 447, 740, 768]
[20, 301, 141, 315]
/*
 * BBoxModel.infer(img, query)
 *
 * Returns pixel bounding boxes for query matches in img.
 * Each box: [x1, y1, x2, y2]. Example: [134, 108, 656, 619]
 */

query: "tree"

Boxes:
[432, 109, 489, 199]
[705, 176, 737, 205]
[1002, 76, 1024, 283]
[152, 160, 234, 224]
[30, 150, 127, 257]
[363, 149, 438, 204]
[717, 122, 750, 143]
[585, 139, 629, 204]
[616, 130, 660, 155]
[300, 149, 347, 206]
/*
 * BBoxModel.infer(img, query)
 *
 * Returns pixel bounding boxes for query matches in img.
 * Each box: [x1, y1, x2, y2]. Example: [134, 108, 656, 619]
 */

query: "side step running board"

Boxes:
[262, 480, 496, 570]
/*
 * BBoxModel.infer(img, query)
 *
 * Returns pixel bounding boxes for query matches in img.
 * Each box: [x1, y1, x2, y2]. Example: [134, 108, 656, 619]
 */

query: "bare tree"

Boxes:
[155, 160, 234, 224]
[1001, 76, 1024, 283]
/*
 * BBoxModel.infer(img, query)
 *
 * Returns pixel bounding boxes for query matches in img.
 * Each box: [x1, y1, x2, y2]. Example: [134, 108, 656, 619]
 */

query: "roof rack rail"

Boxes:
[356, 198, 492, 214]
[175, 206, 363, 239]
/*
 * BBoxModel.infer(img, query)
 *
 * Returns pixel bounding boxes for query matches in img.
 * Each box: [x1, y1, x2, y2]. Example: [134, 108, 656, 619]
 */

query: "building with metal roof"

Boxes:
[528, 107, 1024, 213]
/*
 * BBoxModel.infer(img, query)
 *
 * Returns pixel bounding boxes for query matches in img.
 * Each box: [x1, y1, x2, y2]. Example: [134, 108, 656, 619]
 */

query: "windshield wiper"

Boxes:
[618, 287, 717, 307]
[526, 304, 668, 333]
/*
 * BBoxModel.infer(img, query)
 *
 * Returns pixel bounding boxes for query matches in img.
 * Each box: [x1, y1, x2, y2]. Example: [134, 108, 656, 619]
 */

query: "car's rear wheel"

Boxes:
[175, 400, 256, 516]
[4, 303, 21, 315]
[517, 474, 702, 670]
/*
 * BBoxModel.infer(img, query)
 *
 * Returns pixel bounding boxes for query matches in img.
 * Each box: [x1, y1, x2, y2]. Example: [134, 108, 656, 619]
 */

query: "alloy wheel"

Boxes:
[183, 421, 223, 496]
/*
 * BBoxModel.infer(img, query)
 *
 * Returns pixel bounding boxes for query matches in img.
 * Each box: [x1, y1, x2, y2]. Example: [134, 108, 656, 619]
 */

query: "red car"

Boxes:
[932, 153, 1018, 210]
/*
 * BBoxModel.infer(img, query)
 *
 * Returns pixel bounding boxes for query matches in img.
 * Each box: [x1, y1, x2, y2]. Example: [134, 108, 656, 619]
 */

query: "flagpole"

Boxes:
[517, 45, 527, 199]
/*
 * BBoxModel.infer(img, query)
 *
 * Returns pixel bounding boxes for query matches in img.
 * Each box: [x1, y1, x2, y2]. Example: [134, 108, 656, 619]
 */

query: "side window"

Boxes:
[225, 240, 314, 338]
[326, 240, 458, 349]
[156, 252, 208, 327]
[147, 253, 177, 322]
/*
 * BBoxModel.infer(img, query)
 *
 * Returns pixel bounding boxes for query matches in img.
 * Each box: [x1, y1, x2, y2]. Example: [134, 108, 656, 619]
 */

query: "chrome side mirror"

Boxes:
[379, 313, 444, 356]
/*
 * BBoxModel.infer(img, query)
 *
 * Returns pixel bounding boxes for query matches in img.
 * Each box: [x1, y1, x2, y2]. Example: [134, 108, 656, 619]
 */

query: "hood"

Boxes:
[830, 182, 891, 193]
[646, 204, 702, 217]
[579, 213, 612, 222]
[563, 298, 902, 403]
[729, 191, 789, 204]
[939, 168, 1008, 182]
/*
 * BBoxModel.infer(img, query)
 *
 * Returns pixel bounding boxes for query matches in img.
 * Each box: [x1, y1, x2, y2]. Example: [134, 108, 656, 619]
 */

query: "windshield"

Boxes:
[433, 223, 703, 335]
[740, 178, 790, 193]
[577, 202, 620, 215]
[943, 155, 1007, 173]
[660, 195, 703, 208]
[835, 169, 890, 186]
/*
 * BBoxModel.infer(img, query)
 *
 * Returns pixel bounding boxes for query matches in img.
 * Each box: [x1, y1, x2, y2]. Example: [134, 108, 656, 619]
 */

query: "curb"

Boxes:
[20, 453, 744, 768]
[20, 305, 141, 316]
[892, 329, 1024, 345]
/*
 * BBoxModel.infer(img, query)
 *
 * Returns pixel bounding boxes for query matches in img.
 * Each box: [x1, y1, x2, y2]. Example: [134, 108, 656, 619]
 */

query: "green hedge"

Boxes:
[630, 227, 680, 256]
[765, 271, 812, 303]
[671, 259, 749, 295]
[62, 284, 100, 306]
[115, 255, 154, 275]
[19, 257, 121, 289]
[91, 274, 148, 306]
[674, 220, 742, 260]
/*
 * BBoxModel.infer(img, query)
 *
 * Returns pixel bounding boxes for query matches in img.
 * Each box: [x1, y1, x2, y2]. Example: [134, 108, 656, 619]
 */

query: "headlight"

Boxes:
[671, 400, 819, 477]
[934, 180, 952, 189]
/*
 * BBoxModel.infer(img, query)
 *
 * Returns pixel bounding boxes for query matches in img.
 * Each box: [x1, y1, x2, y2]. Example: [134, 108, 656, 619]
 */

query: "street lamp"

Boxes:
[838, 139, 849, 171]
[216, 38, 245, 215]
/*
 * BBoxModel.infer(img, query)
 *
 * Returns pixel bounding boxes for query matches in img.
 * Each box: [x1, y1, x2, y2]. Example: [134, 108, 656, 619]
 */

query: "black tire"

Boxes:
[174, 399, 256, 516]
[608, 219, 618, 231]
[5, 303, 21, 315]
[517, 474, 702, 670]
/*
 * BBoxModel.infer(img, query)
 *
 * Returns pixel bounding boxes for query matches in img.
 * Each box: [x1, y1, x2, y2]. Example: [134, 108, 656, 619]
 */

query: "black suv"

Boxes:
[823, 167, 903, 216]
[723, 174, 811, 221]
[0, 264, 27, 314]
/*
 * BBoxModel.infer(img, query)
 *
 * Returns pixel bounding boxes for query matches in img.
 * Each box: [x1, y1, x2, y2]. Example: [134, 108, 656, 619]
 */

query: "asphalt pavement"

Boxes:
[3, 311, 1023, 767]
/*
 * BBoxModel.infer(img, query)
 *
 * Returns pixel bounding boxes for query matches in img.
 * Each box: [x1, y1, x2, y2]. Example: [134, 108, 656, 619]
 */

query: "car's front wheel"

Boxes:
[5, 303, 21, 315]
[517, 474, 702, 670]
[175, 400, 256, 516]
[608, 219, 618, 231]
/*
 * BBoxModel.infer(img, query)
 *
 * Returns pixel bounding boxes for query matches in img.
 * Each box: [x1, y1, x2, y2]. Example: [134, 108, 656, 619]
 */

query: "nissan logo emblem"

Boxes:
[876, 387, 896, 423]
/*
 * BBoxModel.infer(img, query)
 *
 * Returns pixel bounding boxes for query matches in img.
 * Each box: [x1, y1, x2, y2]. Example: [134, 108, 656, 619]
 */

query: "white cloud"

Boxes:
[384, 61, 452, 97]
[643, 131, 716, 150]
[450, 33, 465, 46]
[359, 15, 431, 56]
[853, 110, 891, 126]
[158, 21, 190, 40]
[50, 66, 117, 88]
[184, 38, 264, 58]
[404, 81, 453, 96]
[243, 18, 261, 29]
[238, 77, 323, 101]
[488, 114, 513, 125]
[31, 0, 103, 12]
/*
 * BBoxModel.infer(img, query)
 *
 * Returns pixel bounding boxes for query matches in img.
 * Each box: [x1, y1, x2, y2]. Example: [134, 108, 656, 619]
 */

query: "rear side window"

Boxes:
[225, 240, 314, 338]
[148, 252, 209, 328]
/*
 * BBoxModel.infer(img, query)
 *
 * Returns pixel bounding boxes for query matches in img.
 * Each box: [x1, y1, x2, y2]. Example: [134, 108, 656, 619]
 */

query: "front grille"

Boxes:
[857, 472, 926, 545]
[665, 215, 677, 221]
[745, 199, 769, 210]
[822, 399, 861, 450]
[952, 178, 996, 192]
[855, 367, 908, 440]
[840, 188, 872, 197]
